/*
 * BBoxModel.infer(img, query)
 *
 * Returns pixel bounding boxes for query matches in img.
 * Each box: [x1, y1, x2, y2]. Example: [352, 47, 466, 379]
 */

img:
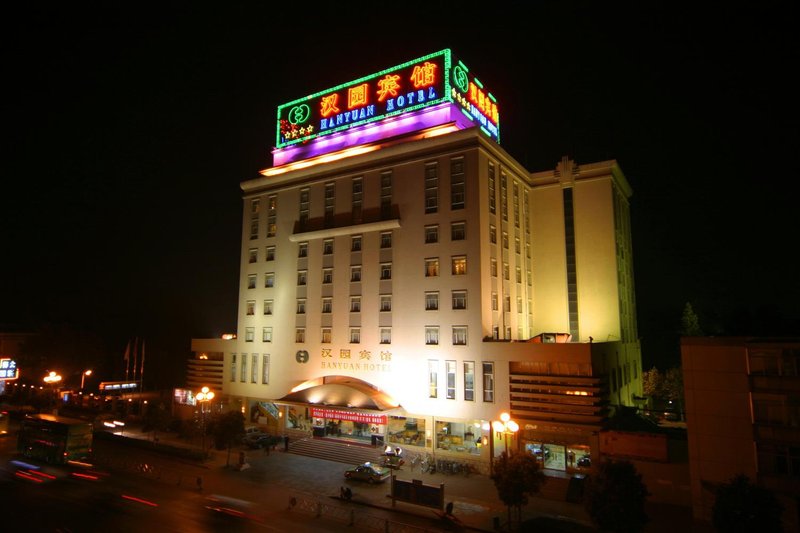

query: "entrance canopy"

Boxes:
[277, 375, 400, 412]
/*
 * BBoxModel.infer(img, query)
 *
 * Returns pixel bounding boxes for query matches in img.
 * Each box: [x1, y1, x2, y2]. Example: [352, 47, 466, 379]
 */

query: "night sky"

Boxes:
[3, 2, 798, 384]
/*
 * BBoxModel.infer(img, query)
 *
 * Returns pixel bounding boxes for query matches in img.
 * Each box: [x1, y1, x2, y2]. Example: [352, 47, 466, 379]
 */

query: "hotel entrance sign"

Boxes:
[276, 49, 500, 149]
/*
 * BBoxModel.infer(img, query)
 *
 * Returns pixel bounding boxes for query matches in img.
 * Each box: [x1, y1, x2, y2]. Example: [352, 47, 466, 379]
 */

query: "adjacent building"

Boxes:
[191, 49, 642, 475]
[682, 336, 800, 531]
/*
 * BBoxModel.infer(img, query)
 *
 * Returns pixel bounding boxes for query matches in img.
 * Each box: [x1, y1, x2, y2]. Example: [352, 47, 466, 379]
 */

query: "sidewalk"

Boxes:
[117, 424, 708, 532]
[119, 426, 593, 532]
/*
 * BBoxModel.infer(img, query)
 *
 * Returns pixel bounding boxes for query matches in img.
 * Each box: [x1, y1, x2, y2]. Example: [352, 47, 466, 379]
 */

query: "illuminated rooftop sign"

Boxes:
[276, 49, 499, 149]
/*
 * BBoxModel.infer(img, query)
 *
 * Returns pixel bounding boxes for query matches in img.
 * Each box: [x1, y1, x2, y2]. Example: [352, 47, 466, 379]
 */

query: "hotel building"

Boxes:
[191, 50, 642, 475]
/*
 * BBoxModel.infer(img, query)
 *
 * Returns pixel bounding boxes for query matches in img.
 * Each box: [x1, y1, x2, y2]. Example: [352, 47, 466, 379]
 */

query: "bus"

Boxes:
[17, 414, 93, 464]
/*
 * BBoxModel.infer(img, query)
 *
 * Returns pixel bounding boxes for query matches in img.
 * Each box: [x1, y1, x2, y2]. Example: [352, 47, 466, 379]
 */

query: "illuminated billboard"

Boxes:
[276, 49, 499, 149]
[0, 358, 18, 381]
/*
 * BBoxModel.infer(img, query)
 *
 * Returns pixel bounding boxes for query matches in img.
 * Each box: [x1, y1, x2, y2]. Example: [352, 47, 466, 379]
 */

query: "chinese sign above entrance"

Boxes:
[311, 407, 387, 425]
[276, 49, 500, 148]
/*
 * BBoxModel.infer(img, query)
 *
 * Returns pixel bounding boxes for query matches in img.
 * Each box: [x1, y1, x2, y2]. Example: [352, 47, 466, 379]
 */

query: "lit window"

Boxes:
[380, 328, 391, 344]
[296, 299, 306, 314]
[251, 354, 258, 383]
[230, 354, 237, 382]
[297, 271, 307, 286]
[240, 353, 248, 382]
[323, 268, 333, 284]
[483, 362, 495, 402]
[350, 328, 361, 344]
[380, 295, 392, 312]
[266, 246, 275, 261]
[322, 298, 332, 313]
[446, 360, 456, 399]
[464, 362, 475, 401]
[262, 327, 272, 343]
[263, 300, 273, 315]
[246, 300, 255, 315]
[245, 327, 254, 342]
[451, 256, 467, 275]
[490, 258, 497, 277]
[322, 328, 332, 344]
[350, 297, 361, 313]
[265, 273, 275, 288]
[425, 258, 439, 277]
[489, 224, 497, 244]
[295, 329, 305, 343]
[248, 248, 258, 263]
[428, 360, 439, 398]
[502, 232, 509, 249]
[491, 292, 498, 311]
[350, 266, 361, 282]
[351, 235, 362, 252]
[380, 232, 392, 248]
[298, 242, 308, 258]
[247, 274, 256, 289]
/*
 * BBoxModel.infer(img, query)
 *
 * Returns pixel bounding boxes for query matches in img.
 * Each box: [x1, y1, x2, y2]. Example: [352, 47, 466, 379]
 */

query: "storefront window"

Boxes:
[386, 416, 426, 447]
[435, 420, 483, 455]
[525, 441, 591, 471]
[286, 406, 311, 431]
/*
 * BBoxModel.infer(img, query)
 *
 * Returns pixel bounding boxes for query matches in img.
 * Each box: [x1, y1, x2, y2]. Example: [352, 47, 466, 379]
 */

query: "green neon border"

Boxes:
[275, 49, 453, 148]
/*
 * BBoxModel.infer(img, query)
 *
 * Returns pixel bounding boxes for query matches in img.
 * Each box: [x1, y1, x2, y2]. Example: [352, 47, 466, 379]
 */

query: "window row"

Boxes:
[423, 221, 466, 244]
[247, 290, 471, 317]
[230, 353, 271, 384]
[291, 327, 392, 344]
[428, 360, 494, 401]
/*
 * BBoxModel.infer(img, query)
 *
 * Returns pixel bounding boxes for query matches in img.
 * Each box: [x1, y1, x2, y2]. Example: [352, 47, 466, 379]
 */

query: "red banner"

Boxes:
[311, 407, 387, 425]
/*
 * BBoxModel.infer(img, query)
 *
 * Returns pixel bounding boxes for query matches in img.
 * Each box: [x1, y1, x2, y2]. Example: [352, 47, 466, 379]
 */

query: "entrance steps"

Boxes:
[286, 435, 384, 466]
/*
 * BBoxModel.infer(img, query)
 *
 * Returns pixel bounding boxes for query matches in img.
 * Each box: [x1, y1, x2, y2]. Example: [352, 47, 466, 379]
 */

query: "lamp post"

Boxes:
[43, 371, 62, 412]
[196, 386, 215, 453]
[80, 369, 92, 391]
[491, 412, 519, 455]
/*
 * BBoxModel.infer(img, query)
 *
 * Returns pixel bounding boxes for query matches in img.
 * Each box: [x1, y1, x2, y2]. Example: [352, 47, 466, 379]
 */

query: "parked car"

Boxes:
[344, 462, 391, 484]
[241, 431, 267, 447]
[246, 435, 281, 449]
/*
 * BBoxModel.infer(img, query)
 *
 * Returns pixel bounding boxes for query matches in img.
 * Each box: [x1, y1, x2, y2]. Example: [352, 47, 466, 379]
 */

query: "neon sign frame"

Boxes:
[275, 49, 499, 149]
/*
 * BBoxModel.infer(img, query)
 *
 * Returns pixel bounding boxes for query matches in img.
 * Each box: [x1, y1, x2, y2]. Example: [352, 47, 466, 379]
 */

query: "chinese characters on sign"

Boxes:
[318, 348, 393, 372]
[276, 49, 500, 149]
[311, 407, 387, 425]
[0, 358, 18, 380]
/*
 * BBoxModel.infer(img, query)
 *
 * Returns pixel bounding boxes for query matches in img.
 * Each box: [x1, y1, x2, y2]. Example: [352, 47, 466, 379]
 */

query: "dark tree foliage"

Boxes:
[712, 474, 783, 533]
[584, 459, 649, 532]
[207, 410, 245, 466]
[490, 451, 547, 529]
[142, 402, 171, 441]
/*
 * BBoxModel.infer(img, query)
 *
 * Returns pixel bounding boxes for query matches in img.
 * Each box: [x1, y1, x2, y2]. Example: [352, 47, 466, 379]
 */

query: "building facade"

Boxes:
[681, 336, 800, 530]
[192, 50, 642, 475]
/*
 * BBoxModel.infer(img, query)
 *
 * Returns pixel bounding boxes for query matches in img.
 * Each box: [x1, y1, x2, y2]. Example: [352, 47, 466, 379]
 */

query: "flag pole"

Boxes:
[132, 337, 139, 383]
[139, 339, 146, 392]
[124, 339, 131, 381]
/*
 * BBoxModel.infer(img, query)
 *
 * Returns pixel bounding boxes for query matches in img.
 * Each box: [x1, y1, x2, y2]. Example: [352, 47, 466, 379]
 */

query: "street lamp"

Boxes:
[492, 412, 519, 455]
[81, 369, 92, 391]
[43, 371, 62, 411]
[196, 386, 215, 453]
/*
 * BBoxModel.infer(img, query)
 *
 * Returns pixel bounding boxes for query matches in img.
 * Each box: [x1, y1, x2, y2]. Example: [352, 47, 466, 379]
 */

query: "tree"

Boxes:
[490, 451, 546, 530]
[662, 367, 685, 419]
[680, 302, 704, 336]
[641, 367, 663, 398]
[207, 410, 246, 467]
[584, 459, 649, 532]
[712, 474, 783, 533]
[142, 402, 171, 442]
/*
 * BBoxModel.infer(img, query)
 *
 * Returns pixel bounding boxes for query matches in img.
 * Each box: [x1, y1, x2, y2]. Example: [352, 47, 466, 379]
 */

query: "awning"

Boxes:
[277, 375, 401, 412]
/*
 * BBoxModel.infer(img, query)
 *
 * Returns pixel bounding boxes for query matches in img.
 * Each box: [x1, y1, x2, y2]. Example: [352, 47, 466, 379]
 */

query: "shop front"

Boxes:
[309, 407, 387, 445]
